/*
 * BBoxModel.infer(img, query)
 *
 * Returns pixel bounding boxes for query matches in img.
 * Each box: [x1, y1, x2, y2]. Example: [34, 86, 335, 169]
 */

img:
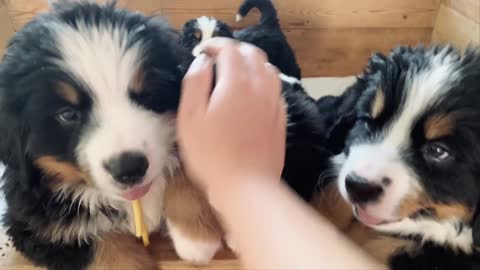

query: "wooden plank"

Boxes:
[432, 4, 480, 50]
[6, 0, 440, 30]
[0, 0, 15, 57]
[442, 0, 480, 23]
[289, 28, 432, 76]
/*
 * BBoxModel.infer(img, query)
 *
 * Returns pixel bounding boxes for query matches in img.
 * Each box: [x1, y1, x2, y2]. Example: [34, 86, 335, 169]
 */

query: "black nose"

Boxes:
[104, 152, 149, 186]
[345, 174, 383, 204]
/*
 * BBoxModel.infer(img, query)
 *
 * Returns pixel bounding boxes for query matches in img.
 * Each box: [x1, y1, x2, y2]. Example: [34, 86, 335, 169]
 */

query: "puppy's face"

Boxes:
[181, 16, 233, 57]
[336, 47, 480, 237]
[0, 2, 182, 201]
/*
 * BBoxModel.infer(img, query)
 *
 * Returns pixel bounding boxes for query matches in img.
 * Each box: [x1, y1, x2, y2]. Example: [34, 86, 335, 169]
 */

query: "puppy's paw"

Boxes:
[168, 221, 222, 265]
[225, 233, 237, 253]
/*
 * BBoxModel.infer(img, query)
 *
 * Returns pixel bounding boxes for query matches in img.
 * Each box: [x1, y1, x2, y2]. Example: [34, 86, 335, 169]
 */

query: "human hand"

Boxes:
[177, 38, 286, 194]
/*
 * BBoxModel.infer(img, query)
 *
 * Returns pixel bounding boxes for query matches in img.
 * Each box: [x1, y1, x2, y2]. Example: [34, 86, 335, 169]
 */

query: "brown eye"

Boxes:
[193, 31, 202, 40]
[422, 143, 450, 162]
[56, 107, 81, 124]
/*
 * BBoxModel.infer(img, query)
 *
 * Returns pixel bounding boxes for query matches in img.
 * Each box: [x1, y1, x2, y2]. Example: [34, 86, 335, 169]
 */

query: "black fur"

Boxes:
[180, 0, 302, 79]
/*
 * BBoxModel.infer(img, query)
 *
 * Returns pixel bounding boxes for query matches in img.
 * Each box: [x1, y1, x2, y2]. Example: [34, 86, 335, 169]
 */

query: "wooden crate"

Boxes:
[1, 0, 477, 77]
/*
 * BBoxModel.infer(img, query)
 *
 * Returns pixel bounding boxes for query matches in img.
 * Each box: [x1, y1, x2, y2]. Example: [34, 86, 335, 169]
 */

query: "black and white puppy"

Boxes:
[319, 45, 480, 269]
[180, 0, 302, 79]
[0, 1, 185, 269]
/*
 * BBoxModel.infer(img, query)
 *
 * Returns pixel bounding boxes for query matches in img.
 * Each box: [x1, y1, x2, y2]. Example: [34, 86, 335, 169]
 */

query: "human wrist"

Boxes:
[206, 172, 281, 213]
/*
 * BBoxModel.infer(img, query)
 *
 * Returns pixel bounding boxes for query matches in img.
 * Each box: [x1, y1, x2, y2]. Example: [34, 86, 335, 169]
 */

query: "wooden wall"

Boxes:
[0, 0, 443, 77]
[432, 0, 480, 50]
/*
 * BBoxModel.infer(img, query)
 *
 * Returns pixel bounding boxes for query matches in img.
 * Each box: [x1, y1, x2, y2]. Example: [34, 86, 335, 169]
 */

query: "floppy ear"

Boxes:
[471, 204, 480, 247]
[318, 79, 367, 154]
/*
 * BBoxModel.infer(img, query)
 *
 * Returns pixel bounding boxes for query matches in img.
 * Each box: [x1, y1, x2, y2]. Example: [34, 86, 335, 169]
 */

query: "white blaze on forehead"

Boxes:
[192, 16, 218, 57]
[381, 48, 460, 148]
[53, 20, 144, 97]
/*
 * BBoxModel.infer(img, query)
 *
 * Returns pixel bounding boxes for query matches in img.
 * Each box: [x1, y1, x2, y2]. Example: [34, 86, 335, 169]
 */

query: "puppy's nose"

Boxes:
[345, 173, 383, 204]
[104, 152, 149, 186]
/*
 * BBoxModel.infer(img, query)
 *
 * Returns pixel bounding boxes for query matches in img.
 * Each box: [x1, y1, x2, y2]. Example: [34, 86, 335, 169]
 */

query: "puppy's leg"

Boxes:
[88, 233, 157, 270]
[164, 173, 223, 265]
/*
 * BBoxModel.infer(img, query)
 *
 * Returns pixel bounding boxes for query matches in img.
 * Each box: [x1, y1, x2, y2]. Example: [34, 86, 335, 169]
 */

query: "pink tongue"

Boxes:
[121, 183, 152, 201]
[357, 207, 383, 226]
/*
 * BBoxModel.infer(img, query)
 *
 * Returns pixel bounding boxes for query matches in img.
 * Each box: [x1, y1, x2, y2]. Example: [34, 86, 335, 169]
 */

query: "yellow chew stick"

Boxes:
[132, 200, 150, 247]
[132, 200, 143, 238]
[141, 222, 150, 247]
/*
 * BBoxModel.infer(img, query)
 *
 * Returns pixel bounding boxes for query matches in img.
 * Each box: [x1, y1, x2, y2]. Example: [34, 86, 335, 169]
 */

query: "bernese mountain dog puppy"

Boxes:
[313, 45, 480, 269]
[0, 1, 185, 269]
[180, 0, 302, 79]
[0, 1, 333, 268]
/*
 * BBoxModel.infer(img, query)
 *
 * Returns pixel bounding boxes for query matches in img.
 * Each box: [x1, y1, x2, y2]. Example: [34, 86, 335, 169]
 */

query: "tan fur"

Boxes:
[129, 68, 145, 94]
[362, 236, 415, 264]
[35, 156, 90, 184]
[88, 232, 157, 270]
[311, 183, 414, 265]
[164, 172, 223, 242]
[424, 113, 456, 140]
[397, 191, 471, 221]
[371, 88, 385, 119]
[311, 182, 355, 230]
[56, 81, 79, 105]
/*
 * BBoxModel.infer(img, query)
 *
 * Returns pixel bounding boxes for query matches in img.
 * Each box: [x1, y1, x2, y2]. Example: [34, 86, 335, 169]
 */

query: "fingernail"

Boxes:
[189, 54, 210, 72]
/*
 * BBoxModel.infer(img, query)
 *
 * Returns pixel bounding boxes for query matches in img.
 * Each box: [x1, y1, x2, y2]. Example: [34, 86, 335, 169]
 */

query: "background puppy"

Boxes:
[180, 0, 302, 79]
[314, 45, 480, 269]
[0, 1, 185, 269]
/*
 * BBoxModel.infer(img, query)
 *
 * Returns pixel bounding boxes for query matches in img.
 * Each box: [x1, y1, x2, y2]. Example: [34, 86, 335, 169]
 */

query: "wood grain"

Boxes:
[432, 1, 480, 50]
[442, 0, 480, 23]
[6, 0, 441, 30]
[2, 0, 436, 76]
[290, 28, 432, 76]
[0, 0, 15, 56]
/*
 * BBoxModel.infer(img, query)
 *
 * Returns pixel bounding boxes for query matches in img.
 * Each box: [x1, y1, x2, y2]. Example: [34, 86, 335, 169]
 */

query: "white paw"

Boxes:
[225, 233, 237, 253]
[167, 220, 222, 265]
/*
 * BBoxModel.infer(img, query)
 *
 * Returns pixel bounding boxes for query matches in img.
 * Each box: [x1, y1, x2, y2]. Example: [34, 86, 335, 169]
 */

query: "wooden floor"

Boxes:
[0, 230, 240, 270]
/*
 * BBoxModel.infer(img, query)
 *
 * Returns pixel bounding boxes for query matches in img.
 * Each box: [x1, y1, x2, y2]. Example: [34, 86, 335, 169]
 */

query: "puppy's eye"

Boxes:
[193, 31, 202, 40]
[422, 143, 450, 162]
[357, 113, 373, 130]
[56, 108, 81, 124]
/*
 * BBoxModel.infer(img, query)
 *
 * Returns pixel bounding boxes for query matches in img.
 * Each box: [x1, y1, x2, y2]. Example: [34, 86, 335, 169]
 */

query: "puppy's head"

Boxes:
[0, 1, 182, 201]
[180, 16, 233, 57]
[335, 46, 480, 251]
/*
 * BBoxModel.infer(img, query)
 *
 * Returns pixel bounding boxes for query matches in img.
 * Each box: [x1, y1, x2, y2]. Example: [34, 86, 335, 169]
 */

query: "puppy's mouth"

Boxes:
[353, 205, 434, 227]
[120, 182, 152, 201]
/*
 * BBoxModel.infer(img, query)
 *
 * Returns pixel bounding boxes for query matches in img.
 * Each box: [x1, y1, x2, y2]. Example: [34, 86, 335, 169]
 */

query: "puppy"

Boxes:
[314, 45, 480, 269]
[180, 0, 302, 79]
[0, 1, 185, 269]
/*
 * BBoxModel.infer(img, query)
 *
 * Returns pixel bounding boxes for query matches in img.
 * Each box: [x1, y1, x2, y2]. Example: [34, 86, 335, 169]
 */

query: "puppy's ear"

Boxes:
[319, 80, 367, 154]
[0, 111, 24, 169]
[471, 204, 480, 247]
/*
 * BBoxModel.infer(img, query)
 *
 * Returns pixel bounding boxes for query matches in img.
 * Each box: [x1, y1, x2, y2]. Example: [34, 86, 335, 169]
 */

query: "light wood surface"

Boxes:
[0, 0, 15, 55]
[432, 0, 480, 50]
[1, 0, 440, 76]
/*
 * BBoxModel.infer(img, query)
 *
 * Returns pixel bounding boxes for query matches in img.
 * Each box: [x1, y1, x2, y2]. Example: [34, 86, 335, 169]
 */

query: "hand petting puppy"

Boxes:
[177, 37, 286, 196]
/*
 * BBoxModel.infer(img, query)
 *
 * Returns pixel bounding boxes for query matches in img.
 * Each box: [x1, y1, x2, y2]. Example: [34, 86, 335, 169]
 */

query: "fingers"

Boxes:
[178, 54, 213, 129]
